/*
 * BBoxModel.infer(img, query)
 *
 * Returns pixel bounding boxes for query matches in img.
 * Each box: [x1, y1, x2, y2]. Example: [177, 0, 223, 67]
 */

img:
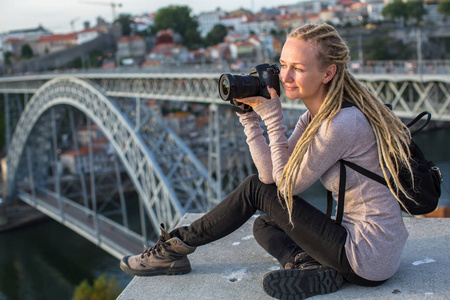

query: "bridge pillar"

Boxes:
[208, 103, 223, 201]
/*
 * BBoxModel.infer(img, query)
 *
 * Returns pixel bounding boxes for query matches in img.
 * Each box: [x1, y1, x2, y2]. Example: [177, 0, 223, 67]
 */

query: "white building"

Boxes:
[77, 28, 104, 45]
[197, 9, 227, 38]
[366, 0, 386, 22]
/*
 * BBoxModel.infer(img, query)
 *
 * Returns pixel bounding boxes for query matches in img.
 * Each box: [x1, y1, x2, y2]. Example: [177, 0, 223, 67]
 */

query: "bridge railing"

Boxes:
[0, 72, 449, 120]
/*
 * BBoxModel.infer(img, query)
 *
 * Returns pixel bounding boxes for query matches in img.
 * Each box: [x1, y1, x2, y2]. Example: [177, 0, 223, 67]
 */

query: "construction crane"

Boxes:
[70, 17, 80, 32]
[79, 1, 123, 22]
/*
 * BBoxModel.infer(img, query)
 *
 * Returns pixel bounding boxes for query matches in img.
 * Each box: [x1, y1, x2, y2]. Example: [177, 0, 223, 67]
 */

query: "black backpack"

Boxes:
[327, 109, 443, 224]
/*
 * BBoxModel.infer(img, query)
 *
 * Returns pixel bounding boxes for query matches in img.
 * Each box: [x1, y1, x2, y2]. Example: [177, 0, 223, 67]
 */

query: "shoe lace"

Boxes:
[141, 235, 168, 258]
[292, 252, 322, 269]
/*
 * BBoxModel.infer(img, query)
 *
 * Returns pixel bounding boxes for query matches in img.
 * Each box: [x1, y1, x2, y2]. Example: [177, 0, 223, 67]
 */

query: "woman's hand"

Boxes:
[235, 86, 279, 109]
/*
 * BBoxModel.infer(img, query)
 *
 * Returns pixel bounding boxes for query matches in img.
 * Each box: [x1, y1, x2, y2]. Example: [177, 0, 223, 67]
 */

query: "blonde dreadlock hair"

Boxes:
[278, 23, 413, 223]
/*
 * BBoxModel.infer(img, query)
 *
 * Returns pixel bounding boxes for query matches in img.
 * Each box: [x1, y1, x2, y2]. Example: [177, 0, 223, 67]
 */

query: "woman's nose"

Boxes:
[281, 69, 292, 83]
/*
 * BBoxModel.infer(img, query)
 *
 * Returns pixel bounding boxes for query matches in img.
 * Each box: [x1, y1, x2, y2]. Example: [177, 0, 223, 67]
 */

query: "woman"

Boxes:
[120, 23, 412, 300]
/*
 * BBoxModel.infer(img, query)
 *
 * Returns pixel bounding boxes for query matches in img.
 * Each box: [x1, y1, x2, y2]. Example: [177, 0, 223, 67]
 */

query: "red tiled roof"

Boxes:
[38, 34, 77, 43]
[4, 38, 24, 43]
[118, 36, 144, 43]
[62, 146, 102, 156]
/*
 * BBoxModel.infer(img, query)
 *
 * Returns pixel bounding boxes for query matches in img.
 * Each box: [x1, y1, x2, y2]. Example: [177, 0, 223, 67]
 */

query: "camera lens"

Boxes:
[219, 75, 232, 100]
[218, 74, 260, 101]
[219, 74, 234, 100]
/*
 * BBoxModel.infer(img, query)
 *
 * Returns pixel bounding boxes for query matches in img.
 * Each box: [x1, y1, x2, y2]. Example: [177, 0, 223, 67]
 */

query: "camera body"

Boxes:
[218, 63, 281, 112]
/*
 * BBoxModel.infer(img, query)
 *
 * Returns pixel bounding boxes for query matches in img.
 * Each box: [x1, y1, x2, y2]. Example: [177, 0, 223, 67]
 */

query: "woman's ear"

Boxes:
[323, 64, 337, 84]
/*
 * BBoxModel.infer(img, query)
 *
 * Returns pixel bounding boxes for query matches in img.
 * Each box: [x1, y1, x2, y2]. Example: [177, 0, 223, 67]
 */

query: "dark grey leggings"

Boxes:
[172, 174, 386, 286]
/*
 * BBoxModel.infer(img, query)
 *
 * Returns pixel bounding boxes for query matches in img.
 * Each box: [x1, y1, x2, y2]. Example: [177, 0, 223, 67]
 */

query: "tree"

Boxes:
[406, 0, 427, 25]
[382, 0, 427, 26]
[382, 0, 408, 25]
[383, 0, 407, 24]
[151, 5, 202, 49]
[204, 24, 227, 46]
[72, 274, 122, 300]
[4, 51, 13, 66]
[364, 35, 413, 60]
[21, 44, 33, 59]
[114, 14, 136, 36]
[438, 0, 450, 16]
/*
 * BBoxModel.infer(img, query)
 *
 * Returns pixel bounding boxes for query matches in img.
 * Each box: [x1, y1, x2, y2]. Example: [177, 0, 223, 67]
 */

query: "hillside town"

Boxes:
[0, 0, 449, 75]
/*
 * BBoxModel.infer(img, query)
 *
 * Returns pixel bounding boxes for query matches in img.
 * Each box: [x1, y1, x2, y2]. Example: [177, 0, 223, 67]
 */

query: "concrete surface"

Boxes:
[118, 213, 450, 299]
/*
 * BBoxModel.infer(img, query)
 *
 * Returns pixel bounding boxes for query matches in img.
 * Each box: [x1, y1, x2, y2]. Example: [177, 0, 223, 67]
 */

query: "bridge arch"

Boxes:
[7, 77, 218, 233]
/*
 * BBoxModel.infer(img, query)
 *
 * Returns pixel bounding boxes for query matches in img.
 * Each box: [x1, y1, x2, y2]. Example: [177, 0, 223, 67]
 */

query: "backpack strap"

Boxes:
[327, 161, 350, 224]
[335, 162, 347, 224]
[341, 160, 387, 186]
[333, 160, 389, 224]
[406, 111, 431, 137]
[326, 190, 333, 218]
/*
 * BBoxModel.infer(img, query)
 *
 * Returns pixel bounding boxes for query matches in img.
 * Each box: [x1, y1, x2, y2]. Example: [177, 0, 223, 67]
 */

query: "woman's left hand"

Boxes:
[235, 86, 279, 109]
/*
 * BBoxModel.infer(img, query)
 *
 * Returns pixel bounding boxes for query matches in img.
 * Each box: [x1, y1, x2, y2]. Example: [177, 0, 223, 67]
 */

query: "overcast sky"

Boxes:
[0, 0, 302, 34]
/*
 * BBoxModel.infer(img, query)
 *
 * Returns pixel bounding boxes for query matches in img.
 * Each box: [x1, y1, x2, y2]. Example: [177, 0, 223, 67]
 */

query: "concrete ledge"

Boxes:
[118, 214, 450, 299]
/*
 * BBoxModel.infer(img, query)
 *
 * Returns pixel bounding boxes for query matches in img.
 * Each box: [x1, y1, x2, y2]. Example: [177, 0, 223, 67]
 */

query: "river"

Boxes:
[0, 126, 449, 300]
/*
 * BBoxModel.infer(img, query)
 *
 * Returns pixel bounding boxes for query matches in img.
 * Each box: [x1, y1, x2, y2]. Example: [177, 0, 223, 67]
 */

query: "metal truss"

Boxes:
[1, 73, 449, 120]
[357, 75, 450, 121]
[6, 77, 219, 257]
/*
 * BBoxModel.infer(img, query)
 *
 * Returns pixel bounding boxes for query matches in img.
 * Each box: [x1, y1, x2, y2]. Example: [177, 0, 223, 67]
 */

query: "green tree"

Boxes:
[438, 0, 450, 16]
[114, 14, 136, 36]
[4, 51, 13, 66]
[406, 0, 427, 25]
[382, 0, 408, 24]
[364, 35, 413, 60]
[204, 24, 227, 46]
[21, 44, 33, 59]
[151, 5, 202, 49]
[72, 274, 122, 300]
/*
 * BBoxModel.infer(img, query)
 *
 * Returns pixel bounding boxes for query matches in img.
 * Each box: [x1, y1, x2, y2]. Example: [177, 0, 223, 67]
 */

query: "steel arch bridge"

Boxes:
[5, 77, 227, 258]
[1, 72, 449, 258]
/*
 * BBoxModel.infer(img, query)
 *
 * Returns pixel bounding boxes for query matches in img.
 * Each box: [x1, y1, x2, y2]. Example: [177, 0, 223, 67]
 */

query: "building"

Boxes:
[116, 35, 146, 66]
[36, 33, 78, 56]
[197, 9, 227, 38]
[1, 26, 52, 65]
[145, 29, 189, 66]
[77, 27, 107, 45]
[3, 38, 24, 56]
[133, 13, 155, 32]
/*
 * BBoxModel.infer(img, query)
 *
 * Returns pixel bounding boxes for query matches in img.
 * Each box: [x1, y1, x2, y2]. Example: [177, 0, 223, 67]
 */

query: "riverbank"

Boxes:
[0, 202, 48, 232]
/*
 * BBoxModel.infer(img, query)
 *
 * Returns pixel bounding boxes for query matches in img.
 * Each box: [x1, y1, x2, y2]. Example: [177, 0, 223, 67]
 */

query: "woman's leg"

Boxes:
[253, 213, 303, 267]
[171, 174, 350, 276]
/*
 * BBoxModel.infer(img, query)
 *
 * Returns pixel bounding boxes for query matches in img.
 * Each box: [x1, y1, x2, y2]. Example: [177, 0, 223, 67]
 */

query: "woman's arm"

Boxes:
[238, 99, 308, 184]
[237, 111, 275, 184]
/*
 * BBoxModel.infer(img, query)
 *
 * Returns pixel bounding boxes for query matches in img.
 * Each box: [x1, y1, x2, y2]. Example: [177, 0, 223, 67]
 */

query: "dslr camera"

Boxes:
[218, 63, 281, 113]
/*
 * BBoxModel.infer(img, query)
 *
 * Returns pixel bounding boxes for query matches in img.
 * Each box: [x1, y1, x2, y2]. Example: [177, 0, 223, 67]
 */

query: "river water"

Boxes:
[1, 126, 449, 300]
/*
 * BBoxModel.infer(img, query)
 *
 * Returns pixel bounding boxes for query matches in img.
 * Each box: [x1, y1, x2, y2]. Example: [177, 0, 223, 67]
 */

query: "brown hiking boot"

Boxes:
[284, 252, 318, 270]
[262, 252, 344, 299]
[120, 223, 196, 276]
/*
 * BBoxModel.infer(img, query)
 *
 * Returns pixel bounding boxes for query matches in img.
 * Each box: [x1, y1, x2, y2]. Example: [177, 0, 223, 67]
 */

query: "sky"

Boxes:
[0, 0, 302, 34]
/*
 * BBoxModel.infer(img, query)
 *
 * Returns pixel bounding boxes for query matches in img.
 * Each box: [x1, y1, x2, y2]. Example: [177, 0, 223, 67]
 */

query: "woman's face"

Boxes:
[279, 38, 331, 102]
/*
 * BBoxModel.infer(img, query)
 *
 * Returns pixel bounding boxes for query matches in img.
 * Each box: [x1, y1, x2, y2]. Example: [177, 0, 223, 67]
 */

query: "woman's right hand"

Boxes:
[235, 86, 279, 109]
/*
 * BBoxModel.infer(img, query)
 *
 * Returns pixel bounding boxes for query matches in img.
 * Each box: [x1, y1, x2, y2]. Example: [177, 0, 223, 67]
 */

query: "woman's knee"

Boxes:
[243, 174, 261, 186]
[253, 214, 270, 235]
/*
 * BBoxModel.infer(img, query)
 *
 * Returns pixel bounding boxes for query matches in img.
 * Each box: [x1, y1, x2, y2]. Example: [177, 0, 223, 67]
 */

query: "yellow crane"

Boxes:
[79, 1, 123, 22]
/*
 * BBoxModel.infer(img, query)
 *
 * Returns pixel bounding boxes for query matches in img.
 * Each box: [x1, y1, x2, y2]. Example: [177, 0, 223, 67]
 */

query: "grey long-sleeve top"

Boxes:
[238, 96, 408, 281]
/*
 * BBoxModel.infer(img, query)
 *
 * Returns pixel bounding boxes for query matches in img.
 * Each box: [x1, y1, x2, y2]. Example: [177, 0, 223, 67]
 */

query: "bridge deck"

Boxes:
[18, 191, 144, 257]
